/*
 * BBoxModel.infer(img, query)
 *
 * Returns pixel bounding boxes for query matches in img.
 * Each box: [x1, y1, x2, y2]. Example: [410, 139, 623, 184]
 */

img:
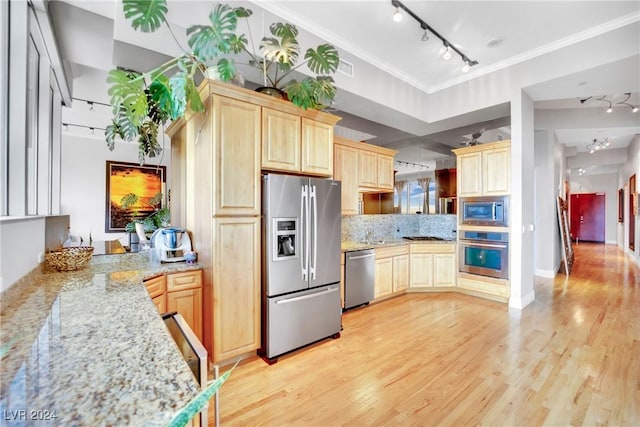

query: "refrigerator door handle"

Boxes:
[310, 184, 317, 280]
[301, 184, 308, 281]
[274, 286, 339, 304]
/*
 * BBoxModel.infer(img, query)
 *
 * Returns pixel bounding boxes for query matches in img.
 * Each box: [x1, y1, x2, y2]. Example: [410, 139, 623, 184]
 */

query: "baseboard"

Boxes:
[508, 290, 535, 310]
[534, 268, 557, 278]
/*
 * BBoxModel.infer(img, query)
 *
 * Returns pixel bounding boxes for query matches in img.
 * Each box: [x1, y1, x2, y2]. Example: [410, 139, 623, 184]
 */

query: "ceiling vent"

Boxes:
[337, 59, 353, 77]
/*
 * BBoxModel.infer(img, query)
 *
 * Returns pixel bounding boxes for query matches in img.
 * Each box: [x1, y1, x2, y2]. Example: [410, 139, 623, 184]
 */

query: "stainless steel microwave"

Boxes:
[460, 196, 509, 226]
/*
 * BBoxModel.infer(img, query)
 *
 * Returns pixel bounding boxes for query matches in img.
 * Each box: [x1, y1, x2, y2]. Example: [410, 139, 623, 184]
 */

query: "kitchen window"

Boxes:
[394, 179, 436, 214]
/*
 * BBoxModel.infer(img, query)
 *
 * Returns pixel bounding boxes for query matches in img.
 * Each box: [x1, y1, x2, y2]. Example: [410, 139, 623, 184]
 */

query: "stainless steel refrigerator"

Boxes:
[261, 173, 342, 363]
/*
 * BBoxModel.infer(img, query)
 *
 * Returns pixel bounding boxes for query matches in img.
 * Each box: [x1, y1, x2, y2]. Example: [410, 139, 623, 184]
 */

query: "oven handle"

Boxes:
[460, 241, 508, 249]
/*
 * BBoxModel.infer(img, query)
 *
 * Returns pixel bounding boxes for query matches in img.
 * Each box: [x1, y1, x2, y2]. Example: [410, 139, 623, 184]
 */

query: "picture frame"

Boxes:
[105, 161, 166, 233]
[618, 188, 624, 222]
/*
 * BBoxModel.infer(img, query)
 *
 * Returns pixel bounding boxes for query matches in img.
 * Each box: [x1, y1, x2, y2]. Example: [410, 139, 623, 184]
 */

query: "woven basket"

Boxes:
[45, 246, 94, 271]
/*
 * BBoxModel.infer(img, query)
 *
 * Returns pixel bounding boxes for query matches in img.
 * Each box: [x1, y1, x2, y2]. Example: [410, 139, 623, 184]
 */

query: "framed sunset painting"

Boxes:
[105, 161, 166, 232]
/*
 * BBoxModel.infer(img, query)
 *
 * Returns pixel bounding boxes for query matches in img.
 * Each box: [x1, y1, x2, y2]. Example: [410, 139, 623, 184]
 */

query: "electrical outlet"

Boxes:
[38, 252, 45, 263]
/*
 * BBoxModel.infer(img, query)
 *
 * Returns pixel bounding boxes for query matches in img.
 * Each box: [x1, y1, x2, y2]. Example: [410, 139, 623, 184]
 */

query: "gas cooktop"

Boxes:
[402, 236, 450, 241]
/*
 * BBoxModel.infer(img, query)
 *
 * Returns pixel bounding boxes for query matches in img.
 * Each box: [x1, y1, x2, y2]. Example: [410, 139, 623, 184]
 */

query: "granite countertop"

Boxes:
[341, 238, 456, 252]
[0, 253, 203, 426]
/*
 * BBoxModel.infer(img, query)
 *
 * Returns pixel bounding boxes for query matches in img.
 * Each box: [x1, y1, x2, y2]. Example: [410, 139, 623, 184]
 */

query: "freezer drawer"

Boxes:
[265, 284, 341, 360]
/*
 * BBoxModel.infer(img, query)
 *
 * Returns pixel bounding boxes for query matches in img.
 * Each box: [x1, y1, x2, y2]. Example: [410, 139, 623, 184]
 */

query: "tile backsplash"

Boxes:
[342, 214, 457, 242]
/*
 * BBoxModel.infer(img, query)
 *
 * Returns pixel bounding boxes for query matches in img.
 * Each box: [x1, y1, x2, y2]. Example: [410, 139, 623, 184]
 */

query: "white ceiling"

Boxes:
[48, 0, 640, 177]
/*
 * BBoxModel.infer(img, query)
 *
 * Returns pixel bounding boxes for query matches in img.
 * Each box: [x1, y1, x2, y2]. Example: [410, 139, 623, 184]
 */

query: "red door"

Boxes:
[570, 193, 605, 242]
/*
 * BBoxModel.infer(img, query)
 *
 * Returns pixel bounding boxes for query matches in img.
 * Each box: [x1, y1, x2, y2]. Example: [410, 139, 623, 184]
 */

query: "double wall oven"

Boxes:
[458, 196, 509, 280]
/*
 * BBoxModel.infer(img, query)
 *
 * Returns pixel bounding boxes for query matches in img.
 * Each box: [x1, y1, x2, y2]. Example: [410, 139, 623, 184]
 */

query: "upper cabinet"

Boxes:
[334, 137, 397, 215]
[453, 140, 511, 197]
[261, 108, 338, 177]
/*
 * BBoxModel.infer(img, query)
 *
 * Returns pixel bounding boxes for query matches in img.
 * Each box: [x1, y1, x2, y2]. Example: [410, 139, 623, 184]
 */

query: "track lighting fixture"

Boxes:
[396, 160, 429, 170]
[390, 0, 478, 72]
[586, 138, 610, 154]
[580, 93, 639, 113]
[616, 93, 640, 113]
[62, 123, 106, 135]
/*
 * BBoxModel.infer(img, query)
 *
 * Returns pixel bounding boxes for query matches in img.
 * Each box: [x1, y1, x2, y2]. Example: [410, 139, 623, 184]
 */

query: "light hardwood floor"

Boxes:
[210, 243, 640, 426]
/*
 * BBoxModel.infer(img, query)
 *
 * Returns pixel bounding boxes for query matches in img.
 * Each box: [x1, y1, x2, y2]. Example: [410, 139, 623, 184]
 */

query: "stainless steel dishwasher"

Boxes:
[344, 249, 375, 310]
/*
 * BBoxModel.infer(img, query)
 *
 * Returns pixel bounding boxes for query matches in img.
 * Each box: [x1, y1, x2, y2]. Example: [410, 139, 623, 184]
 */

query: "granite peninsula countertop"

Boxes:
[0, 253, 204, 426]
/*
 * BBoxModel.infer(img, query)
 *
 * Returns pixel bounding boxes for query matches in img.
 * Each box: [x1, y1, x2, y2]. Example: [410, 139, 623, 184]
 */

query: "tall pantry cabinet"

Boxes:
[167, 80, 340, 363]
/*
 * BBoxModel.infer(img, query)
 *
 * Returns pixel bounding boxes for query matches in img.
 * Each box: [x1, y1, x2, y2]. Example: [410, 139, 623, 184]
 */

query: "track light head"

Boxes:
[393, 7, 402, 22]
[442, 45, 452, 60]
[462, 61, 470, 73]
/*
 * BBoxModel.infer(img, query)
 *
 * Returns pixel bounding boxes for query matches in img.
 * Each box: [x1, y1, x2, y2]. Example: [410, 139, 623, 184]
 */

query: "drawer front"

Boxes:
[457, 277, 510, 297]
[375, 245, 409, 259]
[410, 243, 455, 254]
[144, 275, 165, 298]
[167, 270, 203, 292]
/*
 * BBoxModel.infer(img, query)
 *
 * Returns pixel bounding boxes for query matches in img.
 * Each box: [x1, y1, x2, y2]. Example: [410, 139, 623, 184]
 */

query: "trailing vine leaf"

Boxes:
[115, 105, 139, 141]
[168, 63, 188, 119]
[305, 44, 340, 75]
[261, 33, 299, 72]
[105, 123, 119, 151]
[123, 0, 168, 33]
[185, 78, 204, 113]
[107, 69, 148, 127]
[186, 4, 249, 62]
[216, 58, 237, 82]
[285, 76, 337, 110]
[137, 120, 162, 161]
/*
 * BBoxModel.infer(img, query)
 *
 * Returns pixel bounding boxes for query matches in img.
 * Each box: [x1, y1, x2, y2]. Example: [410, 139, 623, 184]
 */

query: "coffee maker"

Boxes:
[150, 227, 192, 262]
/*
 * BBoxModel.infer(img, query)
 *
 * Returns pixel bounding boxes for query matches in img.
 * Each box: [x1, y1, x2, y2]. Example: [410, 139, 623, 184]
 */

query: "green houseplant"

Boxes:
[106, 0, 340, 163]
[120, 191, 170, 233]
[243, 22, 340, 110]
[106, 0, 252, 163]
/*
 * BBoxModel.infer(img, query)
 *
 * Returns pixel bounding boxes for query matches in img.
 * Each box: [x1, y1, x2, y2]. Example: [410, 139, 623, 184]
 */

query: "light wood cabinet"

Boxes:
[374, 245, 409, 299]
[392, 254, 409, 292]
[374, 257, 393, 299]
[213, 95, 261, 216]
[143, 270, 203, 341]
[377, 155, 395, 190]
[334, 143, 359, 215]
[483, 145, 511, 195]
[358, 150, 378, 188]
[433, 253, 456, 287]
[261, 108, 301, 173]
[212, 217, 261, 362]
[457, 272, 510, 302]
[409, 243, 456, 289]
[261, 110, 335, 177]
[453, 140, 510, 197]
[333, 137, 398, 214]
[301, 118, 333, 176]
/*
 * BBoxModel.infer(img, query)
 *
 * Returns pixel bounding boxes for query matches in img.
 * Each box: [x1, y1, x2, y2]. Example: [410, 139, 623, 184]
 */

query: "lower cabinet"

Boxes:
[143, 269, 203, 342]
[409, 244, 456, 289]
[374, 246, 409, 299]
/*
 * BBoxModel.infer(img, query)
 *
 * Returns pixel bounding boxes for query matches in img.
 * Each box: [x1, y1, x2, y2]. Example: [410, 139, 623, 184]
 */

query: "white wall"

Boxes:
[0, 217, 45, 292]
[569, 173, 619, 243]
[533, 129, 561, 277]
[60, 135, 171, 246]
[619, 136, 640, 265]
[509, 89, 536, 309]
